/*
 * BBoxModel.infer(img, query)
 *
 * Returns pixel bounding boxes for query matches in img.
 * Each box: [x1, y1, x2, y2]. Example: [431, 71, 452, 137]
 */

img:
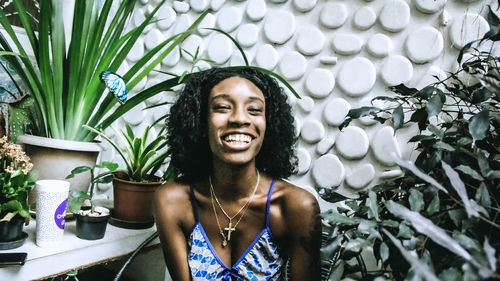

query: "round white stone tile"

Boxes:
[297, 148, 312, 175]
[269, 0, 287, 3]
[122, 102, 147, 125]
[320, 3, 348, 29]
[316, 137, 335, 155]
[353, 6, 376, 30]
[366, 33, 393, 58]
[320, 56, 338, 65]
[128, 38, 145, 62]
[236, 24, 259, 48]
[338, 57, 376, 97]
[217, 6, 243, 33]
[300, 119, 325, 143]
[379, 0, 410, 32]
[292, 0, 318, 13]
[264, 11, 296, 44]
[144, 28, 165, 51]
[210, 0, 225, 11]
[345, 164, 375, 190]
[305, 69, 335, 99]
[406, 26, 444, 64]
[198, 13, 215, 36]
[294, 116, 301, 137]
[414, 0, 447, 14]
[207, 33, 233, 65]
[372, 126, 402, 166]
[156, 5, 176, 30]
[173, 14, 193, 34]
[190, 0, 210, 13]
[312, 154, 345, 188]
[296, 26, 325, 56]
[297, 96, 315, 113]
[162, 46, 181, 67]
[180, 34, 204, 62]
[381, 55, 414, 86]
[449, 13, 489, 49]
[335, 126, 369, 159]
[323, 98, 351, 127]
[380, 169, 404, 179]
[246, 0, 267, 21]
[133, 8, 151, 34]
[415, 65, 447, 89]
[331, 33, 364, 55]
[229, 50, 253, 66]
[254, 44, 279, 70]
[173, 1, 190, 13]
[279, 51, 307, 81]
[143, 78, 163, 106]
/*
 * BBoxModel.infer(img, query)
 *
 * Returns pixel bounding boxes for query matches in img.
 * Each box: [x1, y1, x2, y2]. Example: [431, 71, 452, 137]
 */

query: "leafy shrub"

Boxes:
[321, 8, 500, 281]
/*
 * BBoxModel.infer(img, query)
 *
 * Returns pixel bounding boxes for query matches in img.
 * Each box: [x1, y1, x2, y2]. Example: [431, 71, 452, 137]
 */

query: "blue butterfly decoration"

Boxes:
[100, 71, 128, 104]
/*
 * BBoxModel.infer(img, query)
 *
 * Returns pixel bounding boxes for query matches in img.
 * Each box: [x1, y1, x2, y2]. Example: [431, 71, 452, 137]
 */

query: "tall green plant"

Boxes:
[0, 0, 208, 141]
[321, 9, 500, 281]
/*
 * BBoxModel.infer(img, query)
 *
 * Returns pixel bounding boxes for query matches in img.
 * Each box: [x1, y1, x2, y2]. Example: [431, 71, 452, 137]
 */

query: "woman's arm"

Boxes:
[283, 188, 322, 281]
[153, 183, 193, 281]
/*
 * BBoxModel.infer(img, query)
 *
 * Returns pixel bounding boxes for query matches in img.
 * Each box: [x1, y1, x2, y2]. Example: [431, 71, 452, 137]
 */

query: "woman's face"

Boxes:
[207, 76, 266, 167]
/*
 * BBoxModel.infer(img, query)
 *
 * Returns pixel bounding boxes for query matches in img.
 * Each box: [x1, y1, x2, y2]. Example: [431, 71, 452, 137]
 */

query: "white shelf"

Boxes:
[0, 219, 159, 281]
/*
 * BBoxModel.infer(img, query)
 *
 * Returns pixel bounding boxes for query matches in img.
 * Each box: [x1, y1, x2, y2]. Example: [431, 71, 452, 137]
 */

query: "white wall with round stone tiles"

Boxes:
[99, 0, 495, 211]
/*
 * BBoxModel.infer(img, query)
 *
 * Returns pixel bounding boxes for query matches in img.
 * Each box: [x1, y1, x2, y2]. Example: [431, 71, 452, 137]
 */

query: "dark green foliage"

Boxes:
[321, 25, 500, 280]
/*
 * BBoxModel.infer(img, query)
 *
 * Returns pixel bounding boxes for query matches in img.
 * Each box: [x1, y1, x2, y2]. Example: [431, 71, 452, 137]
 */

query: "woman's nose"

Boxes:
[229, 106, 250, 126]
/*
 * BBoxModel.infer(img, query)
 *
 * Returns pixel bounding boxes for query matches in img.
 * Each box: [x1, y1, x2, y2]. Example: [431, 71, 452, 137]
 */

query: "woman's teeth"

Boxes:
[225, 134, 251, 143]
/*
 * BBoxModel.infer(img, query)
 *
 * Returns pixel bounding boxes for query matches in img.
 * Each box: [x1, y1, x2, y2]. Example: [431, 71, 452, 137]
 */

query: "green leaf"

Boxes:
[347, 106, 380, 118]
[432, 141, 455, 151]
[409, 189, 424, 212]
[418, 85, 435, 99]
[428, 124, 444, 139]
[392, 156, 448, 194]
[397, 223, 414, 239]
[452, 230, 481, 251]
[383, 229, 441, 281]
[438, 267, 461, 281]
[392, 105, 404, 130]
[477, 151, 490, 177]
[100, 161, 119, 171]
[441, 161, 479, 218]
[380, 242, 389, 263]
[66, 166, 91, 178]
[69, 198, 82, 214]
[474, 183, 491, 208]
[357, 219, 377, 235]
[95, 174, 113, 184]
[448, 209, 466, 227]
[386, 201, 473, 262]
[456, 165, 484, 181]
[321, 210, 357, 226]
[483, 238, 497, 271]
[426, 193, 440, 215]
[469, 108, 489, 141]
[368, 191, 380, 221]
[344, 238, 370, 253]
[382, 219, 399, 228]
[426, 93, 444, 117]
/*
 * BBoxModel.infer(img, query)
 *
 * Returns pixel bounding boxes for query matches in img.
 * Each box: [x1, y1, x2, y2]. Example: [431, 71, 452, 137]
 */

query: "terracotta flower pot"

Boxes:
[112, 172, 162, 224]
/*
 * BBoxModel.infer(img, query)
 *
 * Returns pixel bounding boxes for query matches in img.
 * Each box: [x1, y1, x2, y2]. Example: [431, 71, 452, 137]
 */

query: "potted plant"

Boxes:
[0, 0, 209, 193]
[320, 16, 500, 280]
[66, 161, 118, 240]
[84, 123, 173, 228]
[0, 136, 36, 249]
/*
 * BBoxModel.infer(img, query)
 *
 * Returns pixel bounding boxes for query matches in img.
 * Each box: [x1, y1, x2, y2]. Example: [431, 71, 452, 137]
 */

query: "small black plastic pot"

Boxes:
[75, 212, 110, 240]
[0, 215, 25, 242]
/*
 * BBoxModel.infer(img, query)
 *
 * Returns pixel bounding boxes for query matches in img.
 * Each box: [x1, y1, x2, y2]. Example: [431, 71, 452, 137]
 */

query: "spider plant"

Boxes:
[83, 123, 172, 183]
[0, 0, 208, 141]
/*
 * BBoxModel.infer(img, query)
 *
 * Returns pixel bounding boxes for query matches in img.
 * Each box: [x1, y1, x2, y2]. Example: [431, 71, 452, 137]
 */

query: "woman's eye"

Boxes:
[213, 105, 230, 111]
[248, 108, 263, 114]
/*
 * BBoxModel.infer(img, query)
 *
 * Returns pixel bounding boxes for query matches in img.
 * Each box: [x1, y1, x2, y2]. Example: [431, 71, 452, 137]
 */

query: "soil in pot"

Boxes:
[75, 207, 110, 240]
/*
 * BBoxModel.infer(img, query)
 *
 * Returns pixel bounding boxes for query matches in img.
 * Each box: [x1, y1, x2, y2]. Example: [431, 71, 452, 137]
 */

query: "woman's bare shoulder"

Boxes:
[274, 179, 319, 216]
[154, 181, 191, 210]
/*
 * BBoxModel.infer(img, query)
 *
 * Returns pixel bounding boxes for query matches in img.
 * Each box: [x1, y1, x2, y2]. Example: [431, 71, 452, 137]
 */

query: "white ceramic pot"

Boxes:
[16, 135, 102, 208]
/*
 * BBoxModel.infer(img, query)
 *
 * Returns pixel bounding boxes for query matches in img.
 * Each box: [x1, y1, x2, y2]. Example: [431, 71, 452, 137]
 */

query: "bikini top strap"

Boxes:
[265, 178, 277, 227]
[189, 185, 200, 222]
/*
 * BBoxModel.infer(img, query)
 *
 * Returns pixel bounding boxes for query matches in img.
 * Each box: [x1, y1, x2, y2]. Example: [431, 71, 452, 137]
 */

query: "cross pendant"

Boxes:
[224, 221, 236, 242]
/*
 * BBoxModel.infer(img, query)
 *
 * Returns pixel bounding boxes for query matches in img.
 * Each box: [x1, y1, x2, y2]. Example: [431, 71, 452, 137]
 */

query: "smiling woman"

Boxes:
[153, 67, 321, 281]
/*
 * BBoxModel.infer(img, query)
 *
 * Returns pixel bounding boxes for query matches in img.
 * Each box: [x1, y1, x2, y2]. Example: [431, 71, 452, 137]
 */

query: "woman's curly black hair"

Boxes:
[166, 67, 298, 181]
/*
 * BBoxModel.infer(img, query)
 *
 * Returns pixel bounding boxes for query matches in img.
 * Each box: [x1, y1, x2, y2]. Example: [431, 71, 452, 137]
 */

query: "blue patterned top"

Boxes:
[188, 179, 287, 281]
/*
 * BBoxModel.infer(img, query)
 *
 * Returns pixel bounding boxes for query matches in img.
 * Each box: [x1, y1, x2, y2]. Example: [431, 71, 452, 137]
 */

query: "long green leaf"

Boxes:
[12, 0, 39, 62]
[50, 0, 66, 138]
